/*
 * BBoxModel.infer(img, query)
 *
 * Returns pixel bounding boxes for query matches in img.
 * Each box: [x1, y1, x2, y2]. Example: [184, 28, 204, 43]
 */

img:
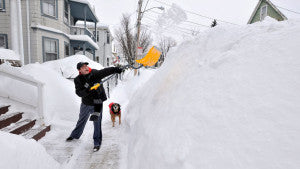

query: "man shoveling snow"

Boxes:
[66, 62, 123, 152]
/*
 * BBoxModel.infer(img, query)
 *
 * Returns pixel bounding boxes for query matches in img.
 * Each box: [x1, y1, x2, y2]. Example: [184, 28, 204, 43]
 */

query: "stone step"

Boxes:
[0, 112, 23, 129]
[1, 119, 36, 135]
[22, 125, 51, 141]
[0, 105, 10, 116]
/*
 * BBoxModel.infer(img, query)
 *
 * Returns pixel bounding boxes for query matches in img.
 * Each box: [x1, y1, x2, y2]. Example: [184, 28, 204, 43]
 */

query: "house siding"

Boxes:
[250, 0, 285, 24]
[31, 29, 69, 63]
[25, 0, 71, 64]
[0, 0, 11, 49]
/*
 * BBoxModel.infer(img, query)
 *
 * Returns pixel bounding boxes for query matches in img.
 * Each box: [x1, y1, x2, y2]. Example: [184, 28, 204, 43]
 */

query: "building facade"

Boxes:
[76, 23, 113, 67]
[0, 0, 99, 65]
[248, 0, 287, 24]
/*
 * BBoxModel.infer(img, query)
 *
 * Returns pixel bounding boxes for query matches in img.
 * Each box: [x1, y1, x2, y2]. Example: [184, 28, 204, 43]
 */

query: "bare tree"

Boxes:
[158, 36, 176, 65]
[114, 14, 152, 66]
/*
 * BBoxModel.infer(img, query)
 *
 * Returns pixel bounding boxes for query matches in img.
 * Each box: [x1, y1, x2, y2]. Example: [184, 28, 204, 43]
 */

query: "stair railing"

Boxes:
[0, 68, 45, 123]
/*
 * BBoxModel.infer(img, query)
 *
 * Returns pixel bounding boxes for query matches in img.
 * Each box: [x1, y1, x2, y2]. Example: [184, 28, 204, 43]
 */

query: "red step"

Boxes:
[22, 125, 51, 141]
[0, 112, 23, 129]
[2, 119, 36, 135]
[0, 105, 10, 115]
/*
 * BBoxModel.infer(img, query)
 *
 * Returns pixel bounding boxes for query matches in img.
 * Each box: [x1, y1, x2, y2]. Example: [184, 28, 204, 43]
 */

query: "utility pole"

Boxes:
[134, 0, 143, 75]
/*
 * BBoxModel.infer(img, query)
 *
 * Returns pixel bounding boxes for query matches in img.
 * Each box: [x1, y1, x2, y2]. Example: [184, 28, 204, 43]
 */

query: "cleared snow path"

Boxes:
[41, 108, 123, 169]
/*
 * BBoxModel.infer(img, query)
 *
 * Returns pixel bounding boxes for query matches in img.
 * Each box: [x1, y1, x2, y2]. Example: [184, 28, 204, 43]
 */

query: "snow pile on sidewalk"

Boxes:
[122, 19, 300, 169]
[0, 131, 60, 169]
[0, 55, 103, 124]
[0, 49, 20, 60]
[42, 54, 104, 79]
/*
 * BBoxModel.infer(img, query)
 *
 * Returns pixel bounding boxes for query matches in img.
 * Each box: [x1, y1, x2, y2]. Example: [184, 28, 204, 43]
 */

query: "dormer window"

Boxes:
[260, 5, 268, 21]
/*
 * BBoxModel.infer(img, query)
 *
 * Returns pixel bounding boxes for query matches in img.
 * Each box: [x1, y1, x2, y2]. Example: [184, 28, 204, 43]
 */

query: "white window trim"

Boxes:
[260, 5, 268, 21]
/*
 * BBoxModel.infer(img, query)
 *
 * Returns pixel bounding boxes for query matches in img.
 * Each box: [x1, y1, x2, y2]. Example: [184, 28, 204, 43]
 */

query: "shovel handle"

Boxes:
[122, 64, 143, 69]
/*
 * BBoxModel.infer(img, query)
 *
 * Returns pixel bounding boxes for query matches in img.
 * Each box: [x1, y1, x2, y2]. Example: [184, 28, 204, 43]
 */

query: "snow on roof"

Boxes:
[31, 24, 99, 50]
[76, 21, 110, 29]
[69, 35, 99, 50]
[0, 49, 20, 60]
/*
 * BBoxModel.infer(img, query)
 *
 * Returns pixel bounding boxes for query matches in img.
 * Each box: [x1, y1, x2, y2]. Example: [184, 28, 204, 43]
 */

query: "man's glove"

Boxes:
[90, 83, 100, 90]
[115, 67, 124, 74]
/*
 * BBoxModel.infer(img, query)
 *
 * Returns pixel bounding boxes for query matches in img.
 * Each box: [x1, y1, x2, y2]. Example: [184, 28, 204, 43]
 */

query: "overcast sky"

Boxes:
[87, 0, 300, 41]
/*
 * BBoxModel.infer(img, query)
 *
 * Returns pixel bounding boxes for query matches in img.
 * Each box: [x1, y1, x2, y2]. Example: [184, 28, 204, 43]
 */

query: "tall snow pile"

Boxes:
[42, 54, 104, 78]
[0, 55, 103, 123]
[123, 19, 300, 169]
[0, 131, 60, 169]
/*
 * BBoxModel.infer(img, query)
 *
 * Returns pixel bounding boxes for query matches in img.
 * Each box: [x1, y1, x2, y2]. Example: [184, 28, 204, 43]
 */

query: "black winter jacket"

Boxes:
[74, 67, 120, 105]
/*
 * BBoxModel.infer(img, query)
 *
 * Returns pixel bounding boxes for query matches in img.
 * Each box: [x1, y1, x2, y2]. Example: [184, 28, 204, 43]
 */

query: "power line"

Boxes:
[143, 16, 196, 33]
[276, 6, 300, 15]
[147, 10, 210, 28]
[153, 0, 240, 26]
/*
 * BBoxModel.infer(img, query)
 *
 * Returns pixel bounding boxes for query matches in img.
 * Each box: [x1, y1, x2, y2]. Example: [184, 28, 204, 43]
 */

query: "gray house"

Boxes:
[0, 0, 99, 65]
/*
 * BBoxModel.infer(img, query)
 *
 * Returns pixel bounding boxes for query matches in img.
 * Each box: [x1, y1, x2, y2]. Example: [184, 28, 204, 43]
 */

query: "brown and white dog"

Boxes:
[109, 102, 121, 127]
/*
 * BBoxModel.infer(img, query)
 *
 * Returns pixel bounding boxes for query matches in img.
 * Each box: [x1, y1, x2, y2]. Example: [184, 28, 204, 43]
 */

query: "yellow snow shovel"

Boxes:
[124, 46, 162, 69]
[135, 46, 161, 67]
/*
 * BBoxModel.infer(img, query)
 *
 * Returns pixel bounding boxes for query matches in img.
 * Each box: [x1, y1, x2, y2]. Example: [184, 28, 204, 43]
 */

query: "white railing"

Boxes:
[0, 69, 44, 122]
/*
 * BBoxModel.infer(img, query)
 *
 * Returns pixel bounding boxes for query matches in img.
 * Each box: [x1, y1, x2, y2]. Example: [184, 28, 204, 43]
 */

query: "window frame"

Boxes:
[64, 0, 69, 25]
[42, 36, 59, 62]
[260, 5, 268, 21]
[106, 31, 110, 44]
[0, 0, 6, 11]
[64, 41, 70, 57]
[41, 0, 58, 19]
[0, 34, 8, 49]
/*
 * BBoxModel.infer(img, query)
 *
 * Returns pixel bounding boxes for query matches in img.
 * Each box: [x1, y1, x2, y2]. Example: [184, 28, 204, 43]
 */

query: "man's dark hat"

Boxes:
[77, 62, 89, 70]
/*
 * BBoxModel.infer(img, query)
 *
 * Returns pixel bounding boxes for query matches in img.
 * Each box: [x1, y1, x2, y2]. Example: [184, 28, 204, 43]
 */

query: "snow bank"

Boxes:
[0, 49, 20, 60]
[122, 19, 300, 169]
[0, 131, 60, 169]
[42, 54, 104, 78]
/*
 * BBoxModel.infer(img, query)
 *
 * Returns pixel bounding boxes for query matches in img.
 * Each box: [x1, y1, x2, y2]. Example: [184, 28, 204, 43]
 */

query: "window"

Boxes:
[43, 37, 58, 61]
[0, 0, 5, 10]
[106, 32, 110, 44]
[64, 0, 69, 24]
[93, 31, 99, 42]
[107, 58, 109, 66]
[0, 34, 7, 49]
[260, 5, 268, 21]
[42, 0, 57, 18]
[96, 56, 99, 62]
[64, 42, 69, 57]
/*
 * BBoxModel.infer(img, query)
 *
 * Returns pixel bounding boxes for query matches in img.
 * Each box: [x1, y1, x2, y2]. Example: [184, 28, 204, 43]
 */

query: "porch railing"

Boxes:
[70, 26, 96, 41]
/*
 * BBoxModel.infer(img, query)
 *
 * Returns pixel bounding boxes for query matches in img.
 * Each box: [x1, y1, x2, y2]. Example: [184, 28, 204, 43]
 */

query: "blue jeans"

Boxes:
[69, 103, 103, 146]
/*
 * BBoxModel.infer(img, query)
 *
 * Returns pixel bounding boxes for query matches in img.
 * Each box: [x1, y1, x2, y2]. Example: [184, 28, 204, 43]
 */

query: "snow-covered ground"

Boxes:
[1, 18, 300, 169]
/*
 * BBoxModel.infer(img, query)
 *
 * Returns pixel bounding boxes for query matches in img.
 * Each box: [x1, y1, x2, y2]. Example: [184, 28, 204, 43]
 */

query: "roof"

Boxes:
[248, 0, 288, 24]
[69, 0, 99, 23]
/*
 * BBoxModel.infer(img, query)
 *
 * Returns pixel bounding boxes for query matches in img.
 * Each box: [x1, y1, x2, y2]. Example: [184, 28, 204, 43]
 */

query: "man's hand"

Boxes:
[90, 83, 100, 90]
[116, 67, 124, 74]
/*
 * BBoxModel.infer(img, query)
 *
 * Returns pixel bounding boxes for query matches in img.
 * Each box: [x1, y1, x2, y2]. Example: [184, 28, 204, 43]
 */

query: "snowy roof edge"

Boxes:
[31, 24, 99, 50]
